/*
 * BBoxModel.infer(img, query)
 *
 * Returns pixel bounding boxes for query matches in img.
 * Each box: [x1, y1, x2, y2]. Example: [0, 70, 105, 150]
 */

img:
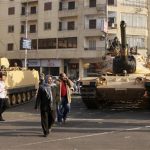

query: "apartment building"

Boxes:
[0, 0, 148, 78]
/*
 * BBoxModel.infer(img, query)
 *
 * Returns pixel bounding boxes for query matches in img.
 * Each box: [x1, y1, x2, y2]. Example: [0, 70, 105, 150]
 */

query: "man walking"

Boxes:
[56, 73, 74, 124]
[35, 75, 58, 137]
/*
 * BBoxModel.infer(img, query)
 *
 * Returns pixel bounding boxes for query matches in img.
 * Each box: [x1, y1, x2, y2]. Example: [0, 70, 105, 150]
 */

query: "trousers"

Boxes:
[0, 98, 9, 116]
[57, 96, 70, 123]
[40, 107, 56, 135]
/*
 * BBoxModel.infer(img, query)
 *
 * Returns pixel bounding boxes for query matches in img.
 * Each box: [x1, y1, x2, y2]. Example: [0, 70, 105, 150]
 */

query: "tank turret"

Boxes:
[113, 20, 136, 74]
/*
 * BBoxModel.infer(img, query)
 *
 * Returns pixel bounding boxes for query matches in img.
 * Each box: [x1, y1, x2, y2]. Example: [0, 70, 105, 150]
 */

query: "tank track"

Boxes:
[80, 85, 150, 110]
[80, 85, 101, 109]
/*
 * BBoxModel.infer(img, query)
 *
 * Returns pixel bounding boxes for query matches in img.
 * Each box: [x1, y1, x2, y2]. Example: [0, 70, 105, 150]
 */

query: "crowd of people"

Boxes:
[0, 71, 75, 137]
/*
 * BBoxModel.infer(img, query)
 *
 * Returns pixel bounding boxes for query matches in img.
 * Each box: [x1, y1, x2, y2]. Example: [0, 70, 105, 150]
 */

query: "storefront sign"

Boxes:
[27, 60, 40, 67]
[41, 59, 61, 67]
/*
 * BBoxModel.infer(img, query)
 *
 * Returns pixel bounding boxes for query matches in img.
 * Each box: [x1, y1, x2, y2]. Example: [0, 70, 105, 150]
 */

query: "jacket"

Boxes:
[56, 79, 74, 104]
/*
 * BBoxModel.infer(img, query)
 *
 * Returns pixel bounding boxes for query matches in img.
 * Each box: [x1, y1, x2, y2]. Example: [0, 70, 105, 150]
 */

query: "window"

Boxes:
[8, 7, 15, 15]
[68, 1, 75, 10]
[121, 13, 147, 28]
[30, 6, 36, 14]
[31, 39, 37, 50]
[59, 22, 62, 31]
[8, 25, 14, 33]
[38, 38, 56, 49]
[58, 37, 77, 48]
[68, 37, 77, 48]
[89, 40, 96, 50]
[89, 19, 96, 29]
[44, 22, 51, 30]
[59, 2, 62, 10]
[30, 25, 36, 33]
[68, 21, 75, 30]
[108, 0, 114, 5]
[21, 25, 25, 33]
[121, 0, 147, 8]
[44, 2, 52, 11]
[21, 7, 26, 15]
[108, 17, 115, 27]
[89, 0, 96, 7]
[7, 43, 14, 51]
[127, 36, 145, 48]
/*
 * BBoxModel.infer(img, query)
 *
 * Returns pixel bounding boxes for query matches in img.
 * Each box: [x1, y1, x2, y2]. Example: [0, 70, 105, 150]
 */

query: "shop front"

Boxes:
[22, 59, 61, 76]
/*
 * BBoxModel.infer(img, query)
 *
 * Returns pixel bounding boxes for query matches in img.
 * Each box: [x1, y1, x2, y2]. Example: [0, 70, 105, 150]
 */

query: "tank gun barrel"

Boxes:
[113, 21, 136, 74]
[120, 20, 127, 57]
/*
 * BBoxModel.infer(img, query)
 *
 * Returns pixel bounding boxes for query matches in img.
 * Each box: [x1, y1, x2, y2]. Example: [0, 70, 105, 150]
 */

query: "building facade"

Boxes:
[0, 0, 148, 78]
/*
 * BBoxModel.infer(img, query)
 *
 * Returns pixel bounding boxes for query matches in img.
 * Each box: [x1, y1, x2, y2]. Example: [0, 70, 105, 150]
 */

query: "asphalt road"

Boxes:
[1, 96, 150, 150]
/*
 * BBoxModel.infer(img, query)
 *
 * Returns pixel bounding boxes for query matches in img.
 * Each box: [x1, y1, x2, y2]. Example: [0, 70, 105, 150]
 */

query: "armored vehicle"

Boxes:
[80, 21, 150, 109]
[0, 58, 39, 106]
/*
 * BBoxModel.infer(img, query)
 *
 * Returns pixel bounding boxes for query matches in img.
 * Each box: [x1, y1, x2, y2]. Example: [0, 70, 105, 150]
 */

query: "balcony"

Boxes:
[84, 47, 105, 51]
[84, 28, 104, 37]
[81, 47, 106, 58]
[83, 4, 107, 17]
[20, 13, 38, 21]
[58, 8, 78, 18]
[21, 0, 38, 3]
[58, 29, 78, 37]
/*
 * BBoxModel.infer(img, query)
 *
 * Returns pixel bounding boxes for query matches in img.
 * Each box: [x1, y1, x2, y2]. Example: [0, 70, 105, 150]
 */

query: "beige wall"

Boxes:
[148, 1, 150, 56]
[0, 0, 149, 69]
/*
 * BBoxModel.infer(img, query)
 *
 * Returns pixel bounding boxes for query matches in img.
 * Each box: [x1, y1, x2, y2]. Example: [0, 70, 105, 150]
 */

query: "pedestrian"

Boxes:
[56, 72, 74, 124]
[39, 73, 45, 85]
[35, 75, 58, 137]
[0, 72, 9, 121]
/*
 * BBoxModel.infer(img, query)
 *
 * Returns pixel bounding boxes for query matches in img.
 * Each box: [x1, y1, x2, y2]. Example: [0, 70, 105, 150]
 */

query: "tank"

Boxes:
[0, 58, 39, 106]
[80, 21, 150, 109]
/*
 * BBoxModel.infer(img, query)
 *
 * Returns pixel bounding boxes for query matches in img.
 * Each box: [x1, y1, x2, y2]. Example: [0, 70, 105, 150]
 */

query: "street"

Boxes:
[1, 95, 150, 150]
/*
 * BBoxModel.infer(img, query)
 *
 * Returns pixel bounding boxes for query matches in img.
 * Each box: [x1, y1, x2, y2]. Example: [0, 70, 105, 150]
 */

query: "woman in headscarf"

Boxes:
[35, 75, 58, 137]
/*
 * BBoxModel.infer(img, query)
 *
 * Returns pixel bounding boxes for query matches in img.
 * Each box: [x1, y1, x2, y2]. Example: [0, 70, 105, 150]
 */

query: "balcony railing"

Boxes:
[58, 28, 78, 31]
[59, 7, 78, 11]
[84, 47, 105, 51]
[120, 2, 147, 8]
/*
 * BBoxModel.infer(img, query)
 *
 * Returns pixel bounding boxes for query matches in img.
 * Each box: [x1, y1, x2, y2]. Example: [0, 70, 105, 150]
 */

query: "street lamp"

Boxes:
[24, 0, 28, 69]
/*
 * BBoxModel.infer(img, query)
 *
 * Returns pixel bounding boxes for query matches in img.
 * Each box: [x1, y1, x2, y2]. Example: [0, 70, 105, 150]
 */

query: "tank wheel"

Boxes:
[7, 95, 11, 106]
[26, 92, 31, 101]
[17, 94, 22, 104]
[22, 93, 26, 102]
[82, 98, 100, 109]
[31, 90, 36, 97]
[11, 94, 17, 105]
[139, 97, 150, 109]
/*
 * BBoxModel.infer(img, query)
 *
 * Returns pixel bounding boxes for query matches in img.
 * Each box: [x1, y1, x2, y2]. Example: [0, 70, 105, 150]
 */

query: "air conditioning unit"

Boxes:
[111, 23, 117, 29]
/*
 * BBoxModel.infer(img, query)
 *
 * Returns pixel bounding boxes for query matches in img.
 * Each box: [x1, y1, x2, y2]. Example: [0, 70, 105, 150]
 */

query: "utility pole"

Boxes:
[105, 3, 108, 54]
[25, 0, 28, 68]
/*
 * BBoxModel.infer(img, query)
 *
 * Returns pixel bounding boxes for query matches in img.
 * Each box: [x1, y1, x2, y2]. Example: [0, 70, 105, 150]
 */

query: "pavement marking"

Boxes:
[125, 127, 142, 131]
[67, 118, 104, 122]
[0, 117, 102, 125]
[11, 125, 150, 148]
[12, 131, 115, 148]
